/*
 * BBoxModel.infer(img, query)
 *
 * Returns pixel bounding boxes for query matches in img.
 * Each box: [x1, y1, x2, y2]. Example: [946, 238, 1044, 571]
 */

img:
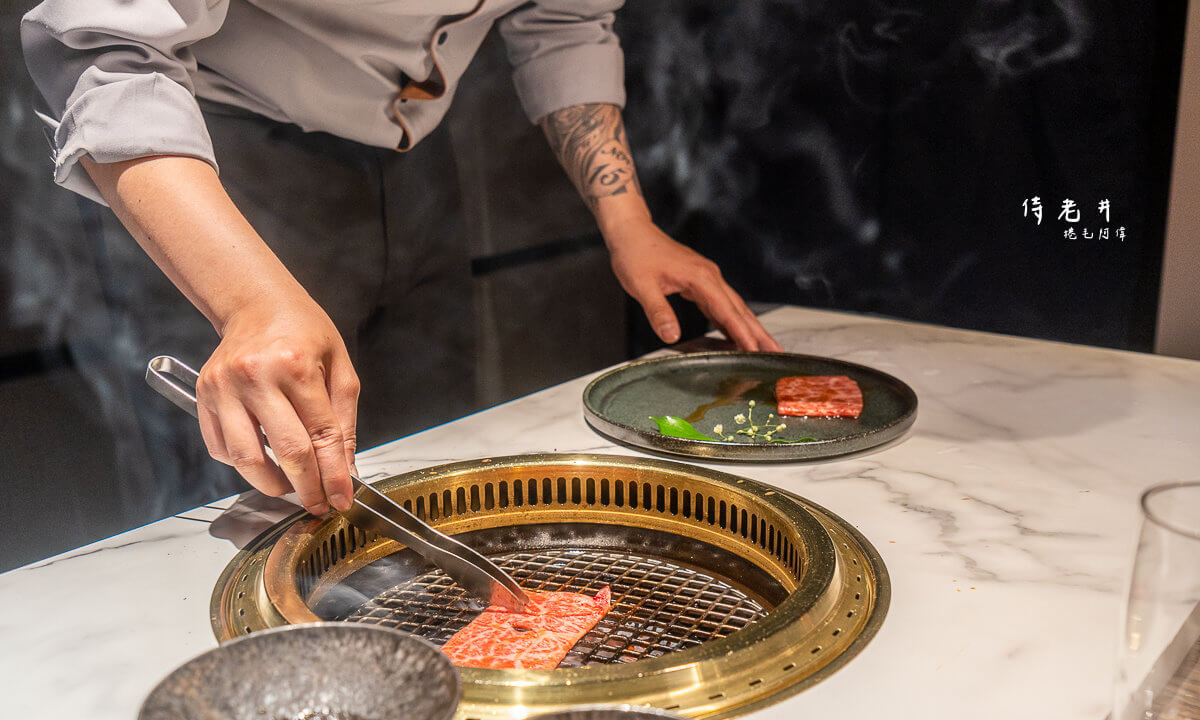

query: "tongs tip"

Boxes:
[490, 586, 531, 614]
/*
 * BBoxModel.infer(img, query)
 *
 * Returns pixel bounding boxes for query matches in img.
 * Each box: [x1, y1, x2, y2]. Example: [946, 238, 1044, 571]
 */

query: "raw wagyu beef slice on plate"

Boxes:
[774, 375, 863, 418]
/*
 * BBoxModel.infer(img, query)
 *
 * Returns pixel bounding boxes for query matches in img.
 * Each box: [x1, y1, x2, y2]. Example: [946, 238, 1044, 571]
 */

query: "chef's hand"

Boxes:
[79, 154, 358, 517]
[196, 294, 359, 516]
[603, 216, 783, 352]
[539, 103, 781, 352]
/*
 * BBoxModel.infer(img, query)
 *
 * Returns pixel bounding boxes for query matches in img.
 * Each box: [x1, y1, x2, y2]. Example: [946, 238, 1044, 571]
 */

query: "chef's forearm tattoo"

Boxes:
[541, 103, 642, 213]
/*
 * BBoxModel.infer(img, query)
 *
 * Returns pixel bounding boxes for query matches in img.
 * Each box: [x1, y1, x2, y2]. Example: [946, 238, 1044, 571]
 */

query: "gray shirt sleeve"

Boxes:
[20, 0, 229, 204]
[498, 0, 627, 124]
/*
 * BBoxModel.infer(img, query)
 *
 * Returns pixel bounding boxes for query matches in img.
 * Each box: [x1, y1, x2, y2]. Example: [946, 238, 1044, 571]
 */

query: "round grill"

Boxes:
[212, 454, 889, 720]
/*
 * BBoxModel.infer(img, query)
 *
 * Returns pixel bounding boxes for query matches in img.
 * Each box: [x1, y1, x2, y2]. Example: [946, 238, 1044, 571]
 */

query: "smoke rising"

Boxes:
[617, 0, 1093, 308]
[965, 0, 1092, 79]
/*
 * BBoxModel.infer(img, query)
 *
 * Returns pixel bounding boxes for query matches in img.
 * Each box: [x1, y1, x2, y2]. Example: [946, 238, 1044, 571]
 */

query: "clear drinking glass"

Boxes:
[1114, 482, 1200, 720]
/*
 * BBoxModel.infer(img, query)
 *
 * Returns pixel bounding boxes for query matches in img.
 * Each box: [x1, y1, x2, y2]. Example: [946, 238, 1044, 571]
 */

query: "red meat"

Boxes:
[440, 587, 612, 670]
[775, 375, 863, 418]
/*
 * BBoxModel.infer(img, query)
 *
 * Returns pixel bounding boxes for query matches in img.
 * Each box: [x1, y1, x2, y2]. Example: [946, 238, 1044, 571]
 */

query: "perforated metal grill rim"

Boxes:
[293, 472, 812, 601]
[344, 548, 768, 666]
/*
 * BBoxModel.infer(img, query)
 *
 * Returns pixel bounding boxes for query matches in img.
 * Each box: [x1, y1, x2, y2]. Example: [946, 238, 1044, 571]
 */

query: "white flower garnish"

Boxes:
[734, 413, 747, 425]
[713, 424, 723, 434]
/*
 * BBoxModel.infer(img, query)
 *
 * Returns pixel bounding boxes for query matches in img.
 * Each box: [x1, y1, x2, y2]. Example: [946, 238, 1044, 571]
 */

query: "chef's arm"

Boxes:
[540, 103, 781, 352]
[80, 155, 357, 516]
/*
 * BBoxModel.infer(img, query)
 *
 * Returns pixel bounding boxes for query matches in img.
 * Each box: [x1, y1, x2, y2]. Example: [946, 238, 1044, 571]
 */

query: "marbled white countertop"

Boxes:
[4, 306, 1198, 719]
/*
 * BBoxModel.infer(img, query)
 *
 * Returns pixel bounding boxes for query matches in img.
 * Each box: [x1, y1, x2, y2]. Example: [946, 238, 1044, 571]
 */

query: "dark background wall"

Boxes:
[0, 0, 1186, 571]
[618, 0, 1185, 351]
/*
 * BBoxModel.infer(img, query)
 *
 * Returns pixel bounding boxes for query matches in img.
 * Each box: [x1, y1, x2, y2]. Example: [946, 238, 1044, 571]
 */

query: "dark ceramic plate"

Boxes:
[582, 352, 917, 462]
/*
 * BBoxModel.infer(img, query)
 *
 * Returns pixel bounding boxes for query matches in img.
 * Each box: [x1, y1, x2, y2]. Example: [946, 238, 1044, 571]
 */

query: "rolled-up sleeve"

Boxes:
[20, 0, 228, 204]
[498, 0, 626, 124]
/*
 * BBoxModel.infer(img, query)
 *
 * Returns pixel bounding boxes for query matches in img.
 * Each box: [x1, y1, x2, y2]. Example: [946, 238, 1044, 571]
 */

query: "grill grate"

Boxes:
[343, 548, 768, 666]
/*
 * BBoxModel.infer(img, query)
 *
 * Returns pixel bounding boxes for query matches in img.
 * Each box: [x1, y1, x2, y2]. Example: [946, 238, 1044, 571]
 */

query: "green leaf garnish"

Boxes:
[651, 406, 819, 445]
[649, 416, 718, 441]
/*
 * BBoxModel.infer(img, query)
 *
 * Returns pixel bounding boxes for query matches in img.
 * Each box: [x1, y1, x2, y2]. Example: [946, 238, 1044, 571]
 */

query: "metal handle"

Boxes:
[144, 354, 530, 612]
[147, 354, 284, 468]
[146, 355, 200, 419]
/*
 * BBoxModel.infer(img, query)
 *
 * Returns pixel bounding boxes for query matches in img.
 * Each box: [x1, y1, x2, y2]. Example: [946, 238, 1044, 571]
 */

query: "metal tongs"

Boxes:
[146, 355, 530, 613]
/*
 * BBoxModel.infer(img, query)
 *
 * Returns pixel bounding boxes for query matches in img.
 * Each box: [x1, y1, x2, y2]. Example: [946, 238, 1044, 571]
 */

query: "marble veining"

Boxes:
[2, 306, 1198, 720]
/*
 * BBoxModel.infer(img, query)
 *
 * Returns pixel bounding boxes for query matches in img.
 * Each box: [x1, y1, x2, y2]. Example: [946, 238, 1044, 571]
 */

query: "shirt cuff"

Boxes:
[49, 72, 218, 205]
[511, 42, 626, 124]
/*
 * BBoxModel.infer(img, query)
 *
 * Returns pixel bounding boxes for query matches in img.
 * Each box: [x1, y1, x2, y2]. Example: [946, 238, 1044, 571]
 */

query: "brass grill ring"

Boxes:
[210, 454, 889, 719]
